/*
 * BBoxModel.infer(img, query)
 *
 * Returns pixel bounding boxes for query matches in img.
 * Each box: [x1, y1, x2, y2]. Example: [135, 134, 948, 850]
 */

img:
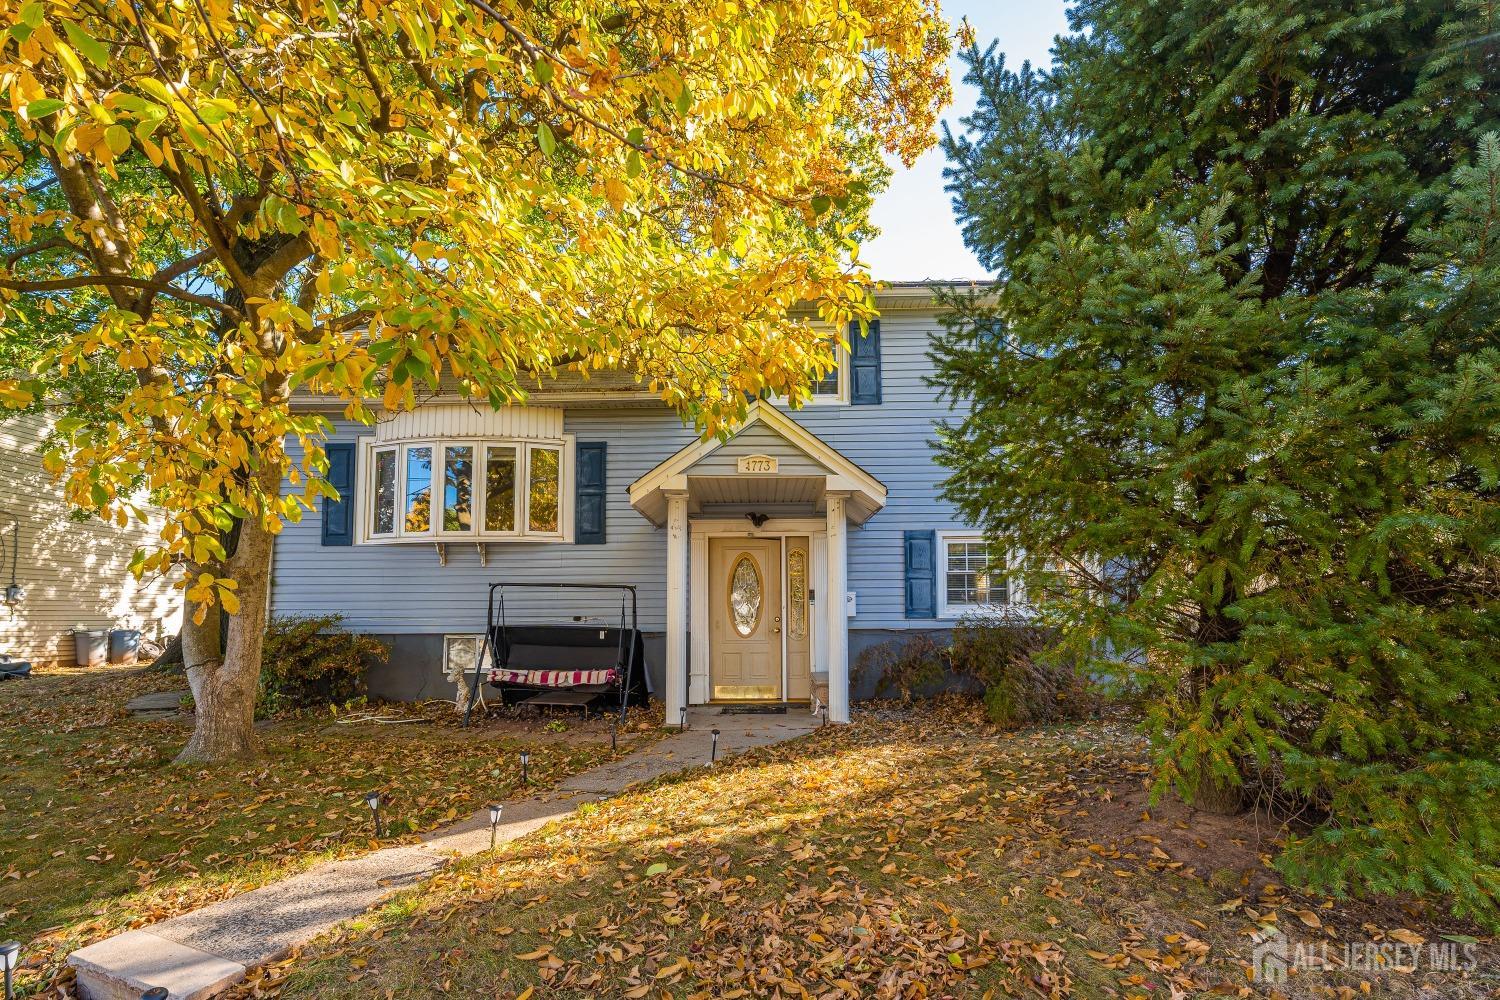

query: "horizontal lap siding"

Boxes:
[691, 424, 830, 476]
[270, 309, 971, 634]
[0, 412, 183, 664]
[271, 412, 698, 632]
[772, 311, 970, 628]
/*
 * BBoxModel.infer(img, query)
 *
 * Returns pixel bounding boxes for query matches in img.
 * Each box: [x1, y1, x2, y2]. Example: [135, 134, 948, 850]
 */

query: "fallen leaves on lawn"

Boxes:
[0, 665, 647, 994]
[236, 702, 1496, 1000]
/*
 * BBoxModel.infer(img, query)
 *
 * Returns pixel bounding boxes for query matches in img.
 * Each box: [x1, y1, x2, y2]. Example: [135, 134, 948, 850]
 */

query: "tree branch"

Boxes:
[151, 247, 218, 288]
[249, 235, 314, 290]
[350, 29, 393, 132]
[0, 273, 242, 319]
[137, 247, 218, 315]
[4, 235, 87, 270]
[298, 307, 371, 344]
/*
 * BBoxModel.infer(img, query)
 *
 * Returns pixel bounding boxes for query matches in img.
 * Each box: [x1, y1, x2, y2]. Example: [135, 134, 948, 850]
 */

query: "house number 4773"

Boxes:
[736, 455, 778, 474]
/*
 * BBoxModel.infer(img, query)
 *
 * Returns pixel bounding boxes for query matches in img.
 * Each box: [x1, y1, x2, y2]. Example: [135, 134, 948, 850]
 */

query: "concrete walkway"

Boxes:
[68, 707, 819, 1000]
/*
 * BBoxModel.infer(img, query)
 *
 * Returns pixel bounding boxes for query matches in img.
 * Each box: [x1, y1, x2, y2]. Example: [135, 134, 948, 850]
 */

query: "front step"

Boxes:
[70, 930, 245, 1000]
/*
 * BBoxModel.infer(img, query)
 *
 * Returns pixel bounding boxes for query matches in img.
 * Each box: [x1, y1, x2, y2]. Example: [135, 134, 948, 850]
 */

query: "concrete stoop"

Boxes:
[68, 707, 819, 999]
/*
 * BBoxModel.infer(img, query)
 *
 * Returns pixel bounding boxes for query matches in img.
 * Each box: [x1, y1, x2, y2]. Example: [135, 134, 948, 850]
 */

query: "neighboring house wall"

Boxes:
[270, 301, 982, 698]
[0, 412, 182, 666]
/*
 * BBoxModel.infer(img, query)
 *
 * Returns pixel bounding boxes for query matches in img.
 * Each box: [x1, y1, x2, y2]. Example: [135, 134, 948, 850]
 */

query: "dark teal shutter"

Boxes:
[575, 442, 607, 544]
[321, 442, 355, 546]
[903, 529, 936, 618]
[850, 319, 881, 404]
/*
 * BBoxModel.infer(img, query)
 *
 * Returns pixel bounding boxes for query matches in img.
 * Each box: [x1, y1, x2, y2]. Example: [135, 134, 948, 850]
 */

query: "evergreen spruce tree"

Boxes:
[935, 1, 1500, 923]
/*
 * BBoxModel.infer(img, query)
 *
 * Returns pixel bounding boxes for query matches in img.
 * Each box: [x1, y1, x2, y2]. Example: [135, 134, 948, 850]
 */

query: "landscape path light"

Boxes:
[488, 803, 503, 853]
[2, 940, 19, 1000]
[710, 728, 720, 765]
[519, 750, 530, 786]
[365, 789, 384, 839]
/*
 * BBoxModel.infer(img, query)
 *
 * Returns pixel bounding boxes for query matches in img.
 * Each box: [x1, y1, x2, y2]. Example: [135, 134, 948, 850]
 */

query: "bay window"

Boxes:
[442, 445, 473, 531]
[404, 446, 433, 533]
[362, 436, 572, 543]
[370, 447, 397, 537]
[527, 444, 560, 533]
[483, 445, 517, 532]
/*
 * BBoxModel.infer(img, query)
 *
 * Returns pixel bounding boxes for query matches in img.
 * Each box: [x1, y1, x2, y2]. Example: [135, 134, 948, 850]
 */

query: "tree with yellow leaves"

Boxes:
[0, 0, 956, 761]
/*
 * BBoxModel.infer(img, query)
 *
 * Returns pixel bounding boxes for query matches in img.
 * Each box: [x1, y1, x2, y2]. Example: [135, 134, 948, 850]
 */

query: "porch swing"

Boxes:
[462, 582, 649, 726]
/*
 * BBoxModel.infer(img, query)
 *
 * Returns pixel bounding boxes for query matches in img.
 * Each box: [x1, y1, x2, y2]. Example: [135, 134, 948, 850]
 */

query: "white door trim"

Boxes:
[688, 518, 828, 704]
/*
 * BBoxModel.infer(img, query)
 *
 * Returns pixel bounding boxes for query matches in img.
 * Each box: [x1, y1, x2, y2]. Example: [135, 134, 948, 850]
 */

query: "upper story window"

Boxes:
[362, 436, 573, 543]
[937, 531, 1013, 617]
[807, 345, 849, 404]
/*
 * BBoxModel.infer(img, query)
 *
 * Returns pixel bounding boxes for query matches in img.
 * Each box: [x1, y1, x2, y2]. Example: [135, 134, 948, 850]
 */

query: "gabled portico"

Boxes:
[628, 401, 886, 724]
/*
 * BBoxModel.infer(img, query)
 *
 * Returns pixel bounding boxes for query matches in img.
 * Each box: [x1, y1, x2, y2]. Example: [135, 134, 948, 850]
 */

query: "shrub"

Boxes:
[853, 632, 947, 702]
[257, 614, 385, 716]
[948, 609, 1097, 727]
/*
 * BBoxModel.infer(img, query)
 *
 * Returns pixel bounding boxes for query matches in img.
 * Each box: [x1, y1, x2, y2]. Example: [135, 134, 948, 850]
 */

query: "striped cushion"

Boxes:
[490, 667, 617, 687]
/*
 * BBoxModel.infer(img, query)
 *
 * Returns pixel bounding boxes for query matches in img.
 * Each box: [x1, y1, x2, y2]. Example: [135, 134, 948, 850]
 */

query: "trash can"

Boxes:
[109, 629, 142, 665]
[73, 628, 109, 667]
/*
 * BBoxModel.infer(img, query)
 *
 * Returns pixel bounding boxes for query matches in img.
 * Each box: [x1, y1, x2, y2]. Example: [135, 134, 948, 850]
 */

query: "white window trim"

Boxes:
[769, 344, 849, 407]
[367, 444, 399, 540]
[357, 435, 574, 544]
[442, 633, 489, 684]
[804, 344, 849, 405]
[477, 441, 521, 537]
[936, 530, 1020, 619]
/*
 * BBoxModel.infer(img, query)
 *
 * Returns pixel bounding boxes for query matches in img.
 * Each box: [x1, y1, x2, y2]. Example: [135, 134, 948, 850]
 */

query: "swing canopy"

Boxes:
[463, 583, 649, 724]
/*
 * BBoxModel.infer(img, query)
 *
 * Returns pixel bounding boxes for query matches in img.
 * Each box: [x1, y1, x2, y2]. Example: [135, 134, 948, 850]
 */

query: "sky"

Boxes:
[861, 0, 1071, 281]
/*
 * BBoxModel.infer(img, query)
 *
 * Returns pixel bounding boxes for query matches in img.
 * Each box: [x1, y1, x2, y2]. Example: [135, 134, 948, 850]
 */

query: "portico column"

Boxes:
[664, 490, 689, 727]
[825, 491, 850, 723]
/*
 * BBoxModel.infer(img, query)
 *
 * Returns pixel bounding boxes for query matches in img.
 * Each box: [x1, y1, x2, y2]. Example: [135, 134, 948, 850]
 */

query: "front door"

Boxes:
[709, 537, 782, 700]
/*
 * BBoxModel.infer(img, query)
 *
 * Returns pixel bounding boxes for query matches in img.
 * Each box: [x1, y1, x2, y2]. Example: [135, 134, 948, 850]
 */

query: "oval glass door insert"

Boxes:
[729, 555, 762, 637]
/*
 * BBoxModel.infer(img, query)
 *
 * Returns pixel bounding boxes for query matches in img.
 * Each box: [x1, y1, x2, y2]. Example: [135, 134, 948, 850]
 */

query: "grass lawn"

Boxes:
[246, 702, 1496, 1000]
[0, 664, 657, 997]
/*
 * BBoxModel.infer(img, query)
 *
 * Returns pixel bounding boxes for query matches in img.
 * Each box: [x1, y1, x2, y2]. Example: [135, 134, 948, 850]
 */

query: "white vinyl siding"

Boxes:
[0, 412, 182, 665]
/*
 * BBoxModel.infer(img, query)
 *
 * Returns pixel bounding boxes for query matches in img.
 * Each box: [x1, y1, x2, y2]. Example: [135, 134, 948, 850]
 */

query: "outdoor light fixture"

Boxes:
[365, 790, 384, 839]
[821, 705, 829, 728]
[710, 728, 720, 765]
[519, 750, 530, 786]
[488, 803, 503, 852]
[0, 514, 21, 610]
[1, 940, 19, 1000]
[611, 719, 618, 752]
[679, 705, 688, 730]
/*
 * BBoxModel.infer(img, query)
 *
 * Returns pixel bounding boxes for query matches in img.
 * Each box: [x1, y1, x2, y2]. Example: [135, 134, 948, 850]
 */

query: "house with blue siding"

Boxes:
[272, 281, 1008, 724]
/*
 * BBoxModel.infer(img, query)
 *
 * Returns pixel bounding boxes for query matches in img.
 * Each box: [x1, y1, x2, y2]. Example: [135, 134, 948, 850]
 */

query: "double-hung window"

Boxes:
[363, 437, 571, 543]
[807, 344, 848, 404]
[937, 532, 1013, 617]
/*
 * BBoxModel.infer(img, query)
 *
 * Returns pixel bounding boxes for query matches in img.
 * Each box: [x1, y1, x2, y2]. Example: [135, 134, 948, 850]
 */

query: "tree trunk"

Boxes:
[1188, 767, 1246, 815]
[175, 515, 276, 764]
[148, 632, 184, 671]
